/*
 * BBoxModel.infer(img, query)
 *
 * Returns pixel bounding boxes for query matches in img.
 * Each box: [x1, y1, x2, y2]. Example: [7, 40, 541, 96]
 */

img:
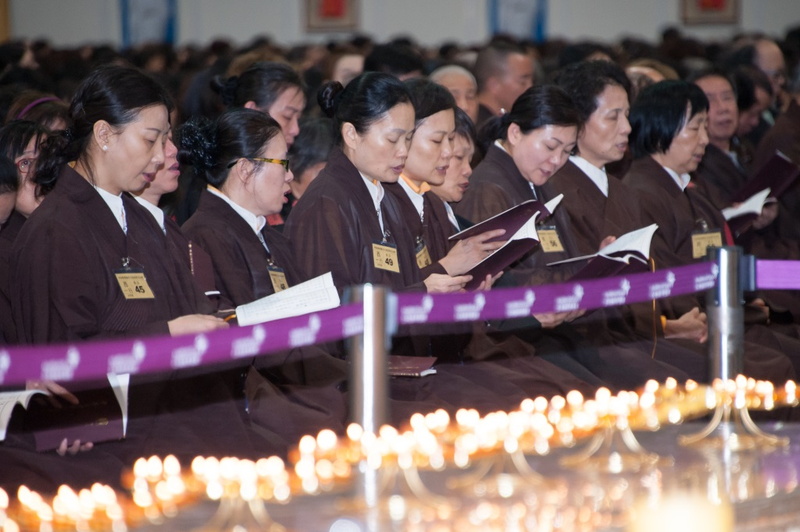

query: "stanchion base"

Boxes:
[447, 450, 547, 496]
[337, 463, 456, 515]
[560, 426, 672, 473]
[678, 403, 789, 450]
[194, 496, 286, 532]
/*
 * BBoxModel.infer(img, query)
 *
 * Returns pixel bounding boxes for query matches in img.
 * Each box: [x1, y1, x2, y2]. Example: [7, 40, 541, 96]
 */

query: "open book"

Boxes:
[732, 150, 800, 203]
[1, 374, 129, 451]
[722, 188, 772, 234]
[548, 224, 658, 280]
[451, 195, 563, 290]
[235, 272, 340, 326]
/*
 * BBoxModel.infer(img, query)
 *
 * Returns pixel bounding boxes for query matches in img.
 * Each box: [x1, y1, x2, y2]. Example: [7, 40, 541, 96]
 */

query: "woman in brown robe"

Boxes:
[3, 66, 264, 491]
[623, 80, 796, 384]
[456, 84, 697, 391]
[0, 120, 49, 345]
[286, 74, 591, 420]
[178, 108, 349, 446]
[549, 60, 709, 381]
[384, 79, 597, 403]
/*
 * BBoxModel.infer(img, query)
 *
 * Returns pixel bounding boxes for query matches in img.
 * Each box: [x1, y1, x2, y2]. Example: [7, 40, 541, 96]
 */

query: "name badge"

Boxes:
[538, 225, 565, 253]
[373, 242, 401, 273]
[268, 265, 289, 293]
[415, 239, 432, 269]
[114, 269, 155, 300]
[692, 231, 723, 259]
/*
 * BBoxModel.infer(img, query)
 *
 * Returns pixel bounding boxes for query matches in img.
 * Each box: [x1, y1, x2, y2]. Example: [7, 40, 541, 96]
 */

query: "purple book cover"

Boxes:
[733, 150, 800, 202]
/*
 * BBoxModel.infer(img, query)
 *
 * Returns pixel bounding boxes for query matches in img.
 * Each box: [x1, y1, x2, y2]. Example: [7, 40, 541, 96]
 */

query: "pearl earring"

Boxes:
[102, 145, 108, 151]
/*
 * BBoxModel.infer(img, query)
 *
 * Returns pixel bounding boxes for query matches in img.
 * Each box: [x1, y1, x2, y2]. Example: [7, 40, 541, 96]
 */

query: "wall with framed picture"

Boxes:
[7, 0, 799, 48]
[681, 0, 739, 25]
[305, 0, 358, 32]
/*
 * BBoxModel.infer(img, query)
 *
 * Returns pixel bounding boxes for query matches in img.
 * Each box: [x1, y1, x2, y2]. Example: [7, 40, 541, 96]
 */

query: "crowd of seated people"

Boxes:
[1, 24, 800, 491]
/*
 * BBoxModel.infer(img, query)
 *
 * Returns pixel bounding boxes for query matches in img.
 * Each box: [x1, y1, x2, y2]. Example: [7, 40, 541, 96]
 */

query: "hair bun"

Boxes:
[177, 116, 217, 177]
[317, 81, 344, 118]
[210, 74, 239, 107]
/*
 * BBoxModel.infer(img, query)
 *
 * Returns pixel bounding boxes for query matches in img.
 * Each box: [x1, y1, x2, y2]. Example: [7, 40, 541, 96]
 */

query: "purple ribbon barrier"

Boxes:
[397, 262, 718, 325]
[0, 262, 718, 387]
[756, 259, 800, 290]
[0, 305, 364, 387]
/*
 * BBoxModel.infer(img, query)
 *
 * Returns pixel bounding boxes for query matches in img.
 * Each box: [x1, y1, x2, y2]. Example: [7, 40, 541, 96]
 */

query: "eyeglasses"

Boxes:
[15, 158, 35, 176]
[227, 157, 290, 171]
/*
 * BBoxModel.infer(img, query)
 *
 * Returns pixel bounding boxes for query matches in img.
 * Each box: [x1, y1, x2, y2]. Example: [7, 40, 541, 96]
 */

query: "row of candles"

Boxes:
[3, 376, 798, 530]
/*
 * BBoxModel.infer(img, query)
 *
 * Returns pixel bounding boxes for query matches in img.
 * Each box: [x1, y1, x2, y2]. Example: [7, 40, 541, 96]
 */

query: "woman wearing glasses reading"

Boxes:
[180, 109, 299, 307]
[179, 108, 348, 446]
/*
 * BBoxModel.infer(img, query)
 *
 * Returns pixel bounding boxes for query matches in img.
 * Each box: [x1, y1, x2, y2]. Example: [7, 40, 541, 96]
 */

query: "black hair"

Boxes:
[363, 44, 424, 78]
[473, 41, 528, 92]
[629, 80, 709, 158]
[404, 78, 456, 126]
[687, 67, 735, 89]
[288, 116, 334, 184]
[554, 60, 631, 124]
[731, 65, 773, 111]
[0, 119, 48, 161]
[453, 107, 477, 148]
[478, 84, 579, 152]
[317, 72, 412, 144]
[34, 65, 173, 196]
[0, 155, 17, 194]
[719, 44, 758, 71]
[5, 90, 70, 131]
[557, 42, 616, 69]
[178, 108, 282, 188]
[210, 61, 305, 110]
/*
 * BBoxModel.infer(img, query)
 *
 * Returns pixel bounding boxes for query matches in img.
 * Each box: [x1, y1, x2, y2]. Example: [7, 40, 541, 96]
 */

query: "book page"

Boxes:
[548, 224, 658, 266]
[544, 193, 563, 216]
[597, 223, 658, 258]
[236, 272, 340, 326]
[106, 373, 130, 436]
[0, 390, 43, 441]
[722, 188, 771, 221]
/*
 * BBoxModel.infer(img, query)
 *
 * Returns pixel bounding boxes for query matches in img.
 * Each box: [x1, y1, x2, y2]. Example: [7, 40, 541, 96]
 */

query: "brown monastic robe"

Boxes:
[752, 100, 800, 241]
[181, 188, 349, 447]
[457, 145, 691, 390]
[623, 156, 797, 383]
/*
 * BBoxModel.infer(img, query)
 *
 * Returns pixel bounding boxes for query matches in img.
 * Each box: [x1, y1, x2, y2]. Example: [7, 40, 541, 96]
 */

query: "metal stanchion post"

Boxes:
[344, 284, 395, 519]
[346, 283, 393, 435]
[680, 246, 788, 449]
[708, 246, 744, 381]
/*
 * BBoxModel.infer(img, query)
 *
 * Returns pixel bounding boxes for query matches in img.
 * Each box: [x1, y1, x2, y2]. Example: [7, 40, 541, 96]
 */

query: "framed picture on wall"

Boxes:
[681, 0, 739, 25]
[305, 0, 359, 32]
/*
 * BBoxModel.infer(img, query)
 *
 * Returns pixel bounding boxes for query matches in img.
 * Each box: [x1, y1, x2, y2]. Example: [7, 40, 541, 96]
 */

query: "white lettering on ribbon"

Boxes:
[232, 326, 267, 358]
[400, 295, 434, 324]
[694, 265, 718, 292]
[0, 351, 9, 383]
[555, 285, 584, 312]
[171, 335, 209, 369]
[342, 315, 364, 338]
[603, 279, 631, 307]
[108, 341, 146, 374]
[505, 290, 536, 318]
[42, 347, 80, 381]
[649, 272, 676, 300]
[454, 294, 486, 322]
[290, 315, 322, 347]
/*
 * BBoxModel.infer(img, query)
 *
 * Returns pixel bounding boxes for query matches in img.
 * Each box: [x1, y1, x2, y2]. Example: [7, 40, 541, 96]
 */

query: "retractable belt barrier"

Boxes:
[756, 259, 800, 290]
[0, 261, 726, 387]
